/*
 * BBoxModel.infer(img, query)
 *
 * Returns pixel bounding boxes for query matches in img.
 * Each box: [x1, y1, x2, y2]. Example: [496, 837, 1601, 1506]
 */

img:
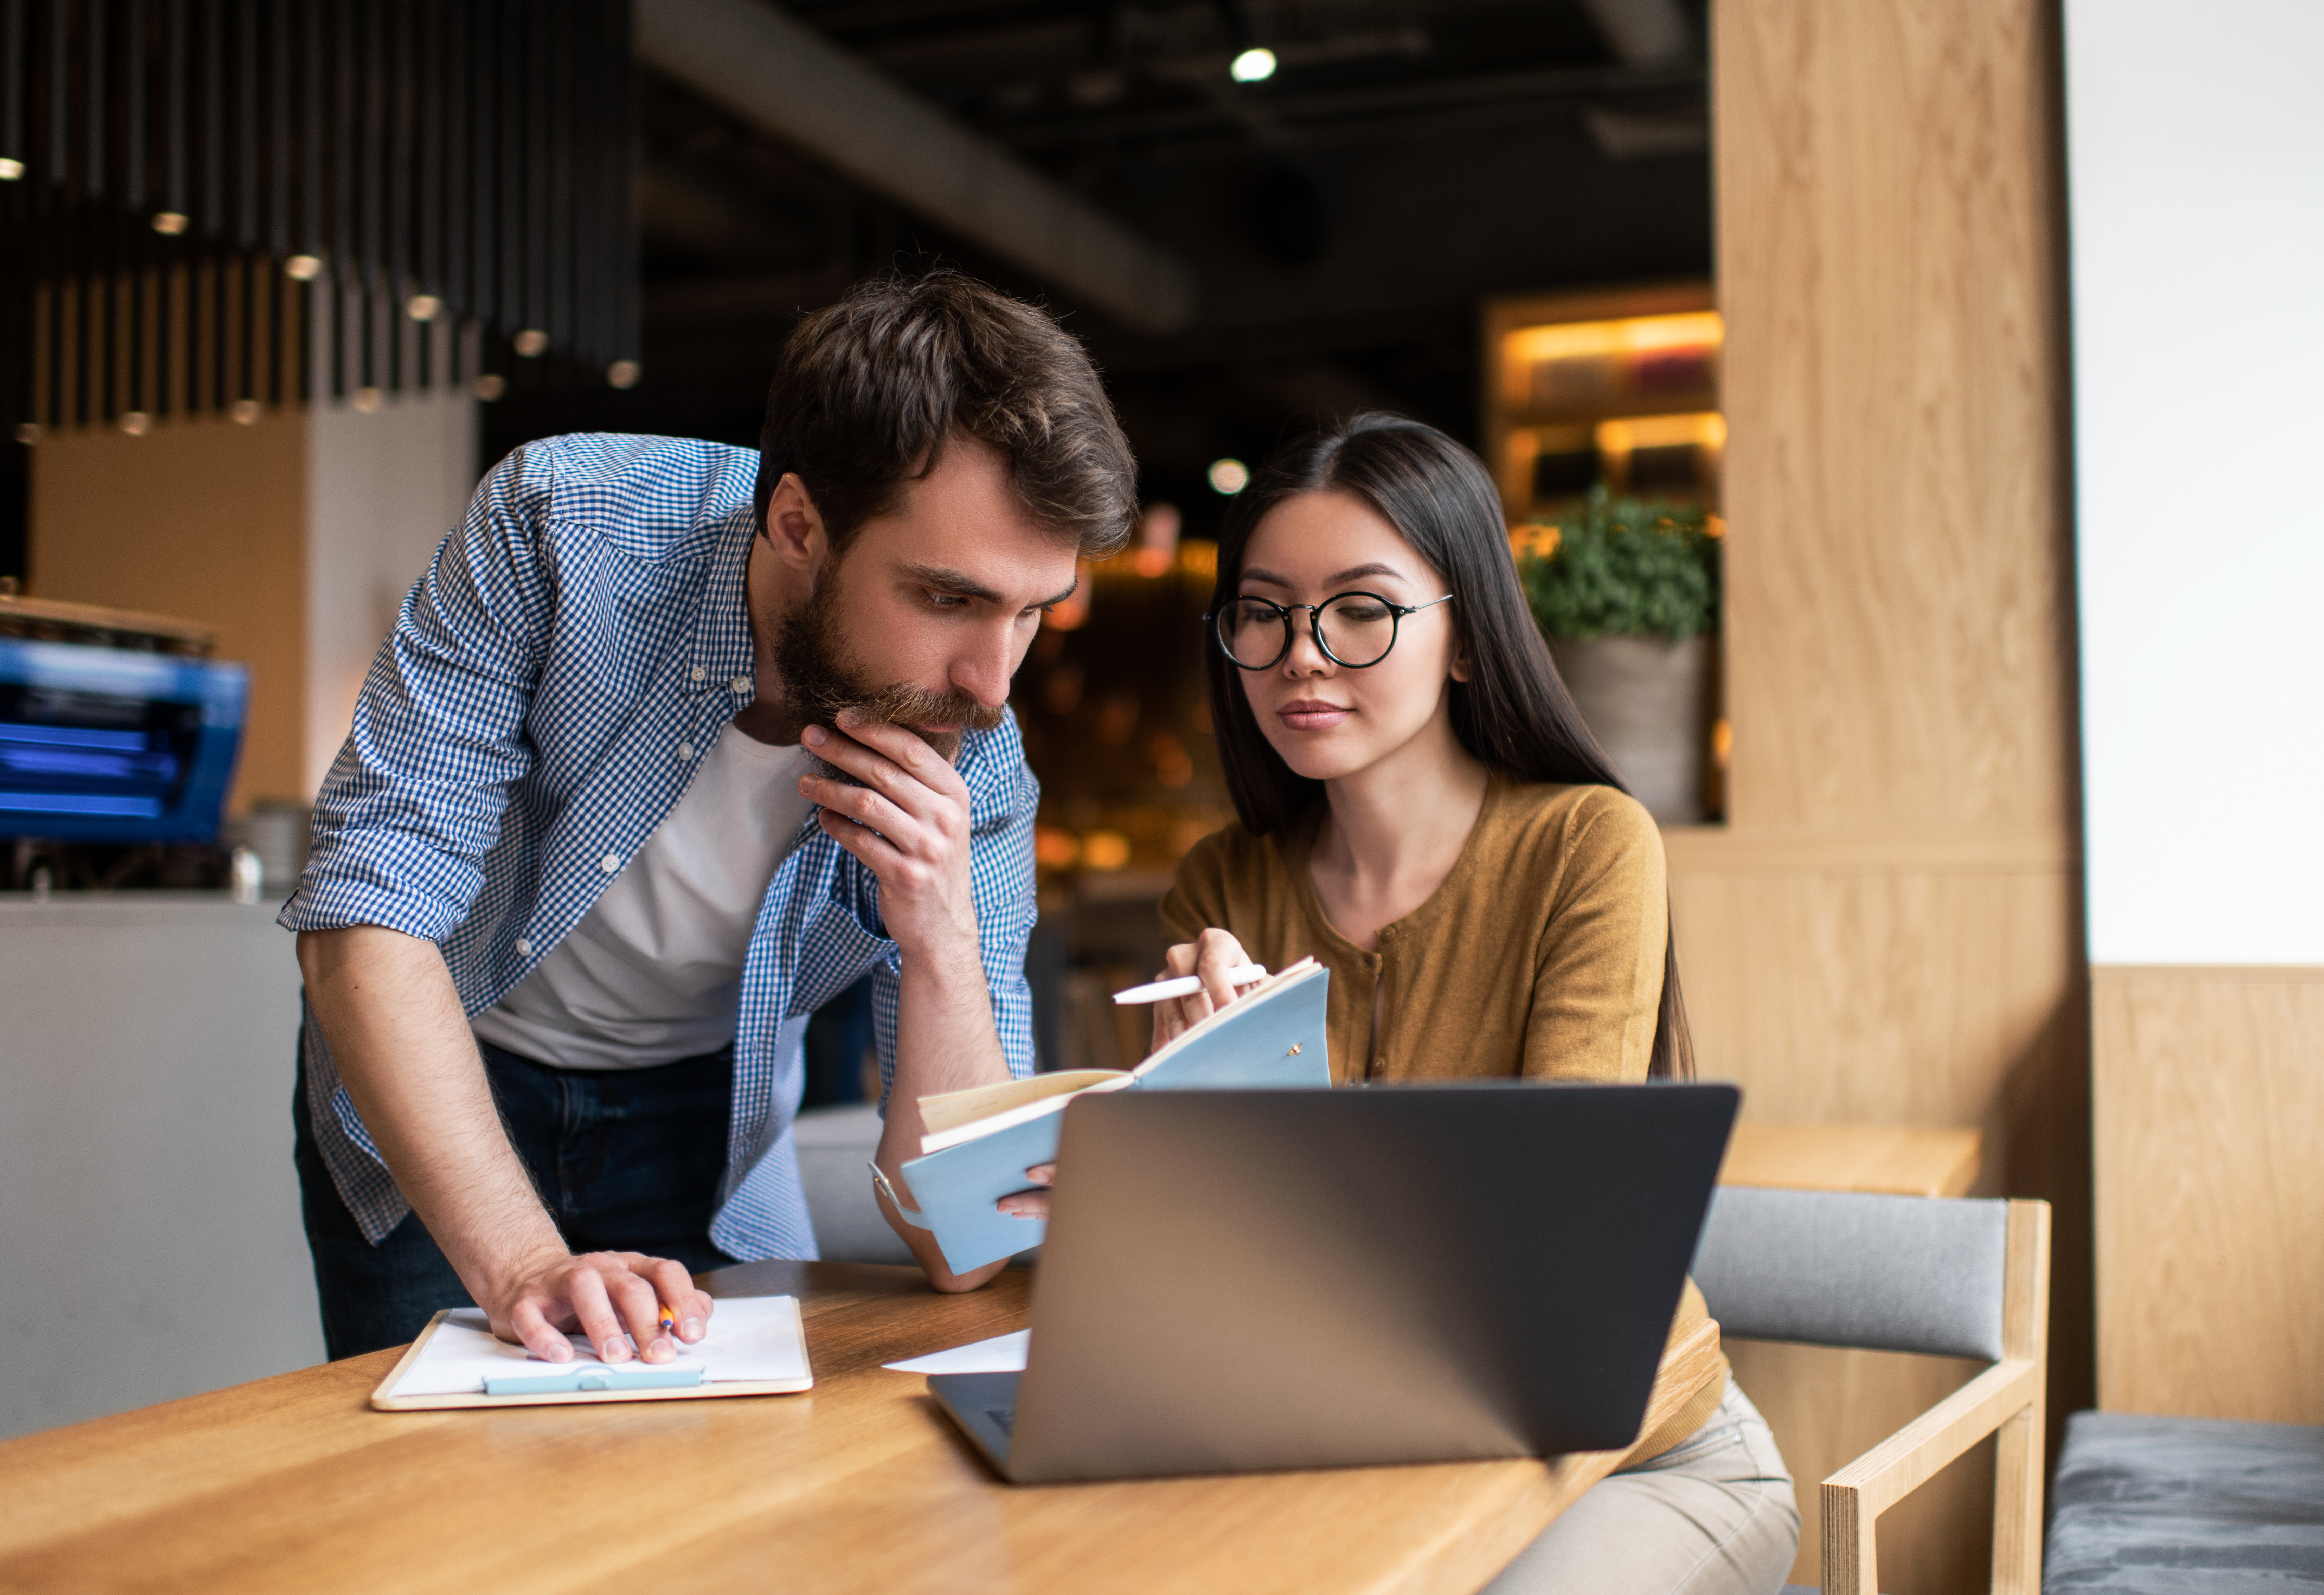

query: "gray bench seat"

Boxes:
[2044, 1410, 2324, 1592]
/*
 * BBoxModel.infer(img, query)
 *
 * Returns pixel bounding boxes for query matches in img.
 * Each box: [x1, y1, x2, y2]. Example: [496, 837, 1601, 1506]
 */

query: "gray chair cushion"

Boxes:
[2045, 1410, 2324, 1591]
[1691, 1186, 2009, 1360]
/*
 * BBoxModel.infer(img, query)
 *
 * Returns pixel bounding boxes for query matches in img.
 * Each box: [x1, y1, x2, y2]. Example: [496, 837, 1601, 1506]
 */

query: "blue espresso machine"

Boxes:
[0, 638, 249, 844]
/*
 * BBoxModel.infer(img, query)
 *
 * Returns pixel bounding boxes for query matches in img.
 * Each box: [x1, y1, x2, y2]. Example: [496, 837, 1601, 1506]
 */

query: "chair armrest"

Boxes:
[1820, 1356, 2040, 1595]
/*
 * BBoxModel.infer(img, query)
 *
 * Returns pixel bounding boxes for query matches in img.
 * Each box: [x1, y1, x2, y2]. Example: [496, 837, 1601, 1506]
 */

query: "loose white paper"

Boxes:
[881, 1327, 1030, 1374]
[383, 1295, 810, 1398]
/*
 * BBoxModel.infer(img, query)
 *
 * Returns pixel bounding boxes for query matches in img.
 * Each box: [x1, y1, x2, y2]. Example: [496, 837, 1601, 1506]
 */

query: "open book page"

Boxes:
[378, 1296, 809, 1399]
[917, 957, 1327, 1155]
[920, 1071, 1134, 1154]
[917, 1070, 1124, 1139]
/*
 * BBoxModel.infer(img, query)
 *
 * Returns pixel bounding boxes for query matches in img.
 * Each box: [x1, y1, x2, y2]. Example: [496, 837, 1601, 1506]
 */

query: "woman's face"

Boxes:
[1229, 489, 1468, 785]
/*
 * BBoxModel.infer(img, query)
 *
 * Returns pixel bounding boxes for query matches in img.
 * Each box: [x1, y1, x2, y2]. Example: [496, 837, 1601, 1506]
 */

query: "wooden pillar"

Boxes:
[1696, 2, 2083, 1588]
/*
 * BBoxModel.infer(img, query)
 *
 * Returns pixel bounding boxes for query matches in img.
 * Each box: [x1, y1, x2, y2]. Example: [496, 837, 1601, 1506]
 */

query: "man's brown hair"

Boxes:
[755, 270, 1138, 559]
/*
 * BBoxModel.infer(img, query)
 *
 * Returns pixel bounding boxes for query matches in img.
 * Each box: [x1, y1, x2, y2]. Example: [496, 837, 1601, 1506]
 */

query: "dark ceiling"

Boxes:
[483, 0, 1713, 538]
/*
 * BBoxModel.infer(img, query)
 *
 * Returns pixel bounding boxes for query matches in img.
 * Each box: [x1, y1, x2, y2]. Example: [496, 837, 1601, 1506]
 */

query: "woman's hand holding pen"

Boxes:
[1150, 927, 1268, 1053]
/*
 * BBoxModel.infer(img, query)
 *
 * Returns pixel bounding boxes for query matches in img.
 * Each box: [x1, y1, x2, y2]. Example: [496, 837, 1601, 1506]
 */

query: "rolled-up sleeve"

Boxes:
[279, 446, 554, 941]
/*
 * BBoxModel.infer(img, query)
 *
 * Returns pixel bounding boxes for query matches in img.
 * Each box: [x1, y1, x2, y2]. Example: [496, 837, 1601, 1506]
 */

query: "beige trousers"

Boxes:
[1481, 1379, 1801, 1595]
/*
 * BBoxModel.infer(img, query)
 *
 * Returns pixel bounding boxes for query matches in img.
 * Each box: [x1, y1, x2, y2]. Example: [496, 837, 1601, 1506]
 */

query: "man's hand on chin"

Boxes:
[797, 711, 982, 968]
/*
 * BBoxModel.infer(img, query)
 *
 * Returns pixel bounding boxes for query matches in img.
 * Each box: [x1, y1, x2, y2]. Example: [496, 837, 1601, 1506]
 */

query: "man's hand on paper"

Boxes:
[491, 1249, 716, 1366]
[1150, 927, 1269, 1052]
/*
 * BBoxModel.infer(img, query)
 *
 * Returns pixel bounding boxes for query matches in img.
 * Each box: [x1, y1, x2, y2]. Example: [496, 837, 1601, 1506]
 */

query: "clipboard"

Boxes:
[370, 1296, 815, 1411]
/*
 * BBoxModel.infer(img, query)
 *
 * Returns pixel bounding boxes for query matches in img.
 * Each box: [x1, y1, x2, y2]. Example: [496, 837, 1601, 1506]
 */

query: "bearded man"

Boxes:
[285, 272, 1136, 1364]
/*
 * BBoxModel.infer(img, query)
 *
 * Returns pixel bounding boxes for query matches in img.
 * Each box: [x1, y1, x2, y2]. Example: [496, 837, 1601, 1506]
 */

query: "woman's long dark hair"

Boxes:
[1205, 412, 1694, 1080]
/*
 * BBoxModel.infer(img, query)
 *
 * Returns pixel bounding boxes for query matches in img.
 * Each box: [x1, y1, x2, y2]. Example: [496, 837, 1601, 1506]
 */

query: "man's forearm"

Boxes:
[873, 938, 1015, 1290]
[297, 926, 565, 1304]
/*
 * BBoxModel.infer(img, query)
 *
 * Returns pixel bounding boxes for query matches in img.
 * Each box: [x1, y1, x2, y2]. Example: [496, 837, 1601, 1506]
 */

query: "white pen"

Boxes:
[1111, 964, 1269, 1005]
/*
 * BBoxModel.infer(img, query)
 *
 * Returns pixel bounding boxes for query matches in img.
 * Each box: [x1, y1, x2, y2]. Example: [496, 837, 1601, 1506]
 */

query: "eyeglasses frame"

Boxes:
[1204, 590, 1456, 672]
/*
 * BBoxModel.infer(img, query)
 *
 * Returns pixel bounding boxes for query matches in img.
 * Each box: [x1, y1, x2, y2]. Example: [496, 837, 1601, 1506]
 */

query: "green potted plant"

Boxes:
[1517, 486, 1721, 823]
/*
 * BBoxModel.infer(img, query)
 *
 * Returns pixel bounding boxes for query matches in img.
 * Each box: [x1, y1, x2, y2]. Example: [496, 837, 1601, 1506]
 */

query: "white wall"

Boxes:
[302, 335, 480, 798]
[0, 898, 321, 1438]
[2068, 0, 2324, 965]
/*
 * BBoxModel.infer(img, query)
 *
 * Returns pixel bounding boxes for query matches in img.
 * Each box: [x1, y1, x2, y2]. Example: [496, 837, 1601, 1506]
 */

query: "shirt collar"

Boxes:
[691, 507, 760, 701]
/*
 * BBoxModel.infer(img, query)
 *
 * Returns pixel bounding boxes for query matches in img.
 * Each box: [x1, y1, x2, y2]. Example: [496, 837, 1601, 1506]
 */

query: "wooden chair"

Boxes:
[1691, 1187, 2052, 1595]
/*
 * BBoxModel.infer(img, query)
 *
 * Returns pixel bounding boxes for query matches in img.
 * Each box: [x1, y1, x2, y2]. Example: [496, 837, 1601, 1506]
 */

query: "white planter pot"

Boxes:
[1547, 634, 1715, 824]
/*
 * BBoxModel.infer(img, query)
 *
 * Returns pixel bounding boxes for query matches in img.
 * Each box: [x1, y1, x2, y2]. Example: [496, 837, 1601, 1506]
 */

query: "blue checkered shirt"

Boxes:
[279, 433, 1040, 1259]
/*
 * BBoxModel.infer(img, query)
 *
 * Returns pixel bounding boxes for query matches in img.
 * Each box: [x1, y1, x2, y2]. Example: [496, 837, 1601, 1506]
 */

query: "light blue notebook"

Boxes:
[890, 959, 1332, 1274]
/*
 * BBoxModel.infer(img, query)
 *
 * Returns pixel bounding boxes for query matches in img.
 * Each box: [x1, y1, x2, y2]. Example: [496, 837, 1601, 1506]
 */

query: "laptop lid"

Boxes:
[983, 1081, 1737, 1483]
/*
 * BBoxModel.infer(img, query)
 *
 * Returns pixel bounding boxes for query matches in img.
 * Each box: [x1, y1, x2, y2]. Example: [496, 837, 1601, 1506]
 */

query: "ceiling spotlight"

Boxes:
[606, 359, 641, 389]
[14, 422, 39, 445]
[352, 387, 382, 413]
[1230, 47, 1277, 83]
[151, 211, 190, 235]
[407, 294, 442, 322]
[231, 399, 262, 425]
[512, 329, 549, 358]
[0, 158, 24, 181]
[475, 374, 506, 401]
[1207, 457, 1250, 495]
[119, 411, 151, 436]
[283, 254, 323, 281]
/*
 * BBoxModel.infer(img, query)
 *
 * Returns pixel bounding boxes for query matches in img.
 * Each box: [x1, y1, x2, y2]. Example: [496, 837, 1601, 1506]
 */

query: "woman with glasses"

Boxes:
[1148, 413, 1799, 1595]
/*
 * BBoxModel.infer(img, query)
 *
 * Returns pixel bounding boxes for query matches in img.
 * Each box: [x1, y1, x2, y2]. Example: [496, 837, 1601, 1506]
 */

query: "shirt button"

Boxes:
[600, 853, 621, 874]
[677, 741, 694, 760]
[730, 676, 750, 694]
[514, 938, 533, 957]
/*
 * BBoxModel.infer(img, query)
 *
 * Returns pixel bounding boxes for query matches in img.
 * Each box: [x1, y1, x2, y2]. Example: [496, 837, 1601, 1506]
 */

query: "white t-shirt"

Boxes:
[471, 723, 816, 1070]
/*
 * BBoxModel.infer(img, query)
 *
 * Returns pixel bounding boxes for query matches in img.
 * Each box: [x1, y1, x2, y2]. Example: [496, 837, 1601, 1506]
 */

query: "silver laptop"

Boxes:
[929, 1080, 1738, 1483]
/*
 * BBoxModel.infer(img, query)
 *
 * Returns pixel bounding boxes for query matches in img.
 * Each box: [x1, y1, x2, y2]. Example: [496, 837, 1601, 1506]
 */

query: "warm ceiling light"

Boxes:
[407, 294, 442, 322]
[606, 359, 641, 389]
[231, 399, 261, 425]
[475, 373, 506, 401]
[512, 329, 549, 357]
[283, 254, 323, 281]
[0, 158, 24, 180]
[1207, 457, 1250, 494]
[119, 411, 151, 436]
[1593, 411, 1726, 454]
[1504, 311, 1724, 369]
[1230, 47, 1277, 82]
[151, 211, 189, 235]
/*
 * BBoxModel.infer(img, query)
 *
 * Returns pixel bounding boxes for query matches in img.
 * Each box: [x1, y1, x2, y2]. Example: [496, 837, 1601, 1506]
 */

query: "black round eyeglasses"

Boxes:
[1205, 591, 1455, 671]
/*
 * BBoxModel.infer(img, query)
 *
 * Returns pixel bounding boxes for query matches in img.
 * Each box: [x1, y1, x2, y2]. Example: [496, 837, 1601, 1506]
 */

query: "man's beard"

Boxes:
[770, 561, 1004, 768]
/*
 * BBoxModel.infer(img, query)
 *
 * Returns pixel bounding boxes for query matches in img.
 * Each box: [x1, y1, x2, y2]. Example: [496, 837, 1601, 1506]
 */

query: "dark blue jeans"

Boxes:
[294, 1033, 738, 1361]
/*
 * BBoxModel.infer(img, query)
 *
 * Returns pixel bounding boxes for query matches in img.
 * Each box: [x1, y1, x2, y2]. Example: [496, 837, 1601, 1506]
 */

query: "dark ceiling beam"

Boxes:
[634, 0, 1197, 333]
[996, 61, 1705, 150]
[1577, 0, 1694, 69]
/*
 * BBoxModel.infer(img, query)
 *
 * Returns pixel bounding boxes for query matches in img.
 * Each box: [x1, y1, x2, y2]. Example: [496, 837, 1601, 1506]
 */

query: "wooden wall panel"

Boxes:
[29, 414, 310, 815]
[2094, 967, 2324, 1423]
[1705, 0, 2081, 1586]
[1716, 0, 2074, 840]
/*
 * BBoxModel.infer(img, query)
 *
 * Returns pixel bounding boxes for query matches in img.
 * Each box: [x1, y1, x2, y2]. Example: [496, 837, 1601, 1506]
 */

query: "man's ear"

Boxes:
[762, 472, 829, 570]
